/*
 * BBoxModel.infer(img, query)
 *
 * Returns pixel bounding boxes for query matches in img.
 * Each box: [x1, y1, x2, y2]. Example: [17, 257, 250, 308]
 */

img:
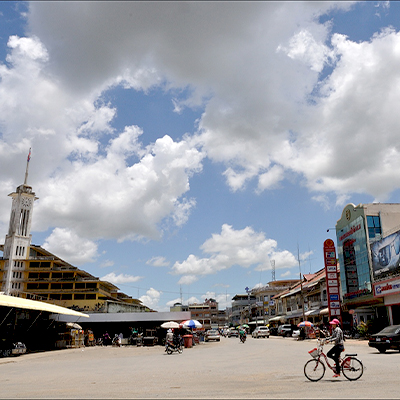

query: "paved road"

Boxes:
[0, 335, 398, 398]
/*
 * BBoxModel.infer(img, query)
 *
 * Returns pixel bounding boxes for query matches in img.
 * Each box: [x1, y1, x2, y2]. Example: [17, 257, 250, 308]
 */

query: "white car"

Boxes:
[205, 330, 221, 342]
[251, 326, 270, 338]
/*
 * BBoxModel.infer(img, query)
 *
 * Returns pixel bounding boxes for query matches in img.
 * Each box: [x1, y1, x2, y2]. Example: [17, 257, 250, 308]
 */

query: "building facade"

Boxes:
[231, 294, 256, 326]
[188, 298, 219, 330]
[272, 270, 329, 326]
[250, 279, 299, 325]
[336, 203, 400, 327]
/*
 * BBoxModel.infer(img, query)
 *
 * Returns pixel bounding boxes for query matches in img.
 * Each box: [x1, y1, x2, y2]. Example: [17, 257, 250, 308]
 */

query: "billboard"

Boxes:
[324, 239, 342, 322]
[371, 230, 400, 280]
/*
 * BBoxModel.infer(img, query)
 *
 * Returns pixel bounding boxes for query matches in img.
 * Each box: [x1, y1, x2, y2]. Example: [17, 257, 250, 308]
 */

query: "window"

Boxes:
[367, 215, 382, 240]
[51, 283, 61, 290]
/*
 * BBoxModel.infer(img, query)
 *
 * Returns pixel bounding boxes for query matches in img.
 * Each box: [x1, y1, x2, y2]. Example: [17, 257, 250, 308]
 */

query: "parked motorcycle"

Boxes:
[165, 340, 183, 354]
[112, 335, 122, 347]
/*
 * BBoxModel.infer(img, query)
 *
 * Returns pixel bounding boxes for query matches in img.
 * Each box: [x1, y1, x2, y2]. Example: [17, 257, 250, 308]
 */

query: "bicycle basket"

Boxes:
[308, 348, 319, 358]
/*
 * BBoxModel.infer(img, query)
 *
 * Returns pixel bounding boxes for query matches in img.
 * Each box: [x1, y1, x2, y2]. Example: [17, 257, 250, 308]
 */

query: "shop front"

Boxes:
[373, 277, 400, 325]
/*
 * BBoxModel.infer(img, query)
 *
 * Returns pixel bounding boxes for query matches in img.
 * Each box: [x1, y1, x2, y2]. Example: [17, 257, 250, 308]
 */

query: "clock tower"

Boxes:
[2, 149, 38, 296]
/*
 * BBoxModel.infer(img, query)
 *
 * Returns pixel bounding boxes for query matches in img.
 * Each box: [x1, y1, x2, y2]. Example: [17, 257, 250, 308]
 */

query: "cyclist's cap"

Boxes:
[329, 318, 340, 325]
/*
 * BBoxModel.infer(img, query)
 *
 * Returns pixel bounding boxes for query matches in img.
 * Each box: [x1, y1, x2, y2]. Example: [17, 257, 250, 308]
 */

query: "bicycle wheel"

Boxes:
[341, 357, 363, 381]
[304, 359, 325, 381]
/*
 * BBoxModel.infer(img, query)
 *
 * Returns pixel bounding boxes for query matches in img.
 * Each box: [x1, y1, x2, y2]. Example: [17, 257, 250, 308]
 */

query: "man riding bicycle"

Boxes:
[326, 318, 344, 378]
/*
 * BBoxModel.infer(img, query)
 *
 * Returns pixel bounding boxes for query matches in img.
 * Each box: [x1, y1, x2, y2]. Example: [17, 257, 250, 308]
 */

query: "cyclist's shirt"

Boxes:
[328, 326, 344, 345]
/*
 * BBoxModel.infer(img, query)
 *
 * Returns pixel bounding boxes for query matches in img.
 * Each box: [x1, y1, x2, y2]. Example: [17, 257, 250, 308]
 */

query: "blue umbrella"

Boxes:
[181, 319, 202, 329]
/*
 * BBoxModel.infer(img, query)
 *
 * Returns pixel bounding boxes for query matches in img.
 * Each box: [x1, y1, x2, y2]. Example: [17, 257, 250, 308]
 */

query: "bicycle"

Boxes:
[304, 339, 364, 381]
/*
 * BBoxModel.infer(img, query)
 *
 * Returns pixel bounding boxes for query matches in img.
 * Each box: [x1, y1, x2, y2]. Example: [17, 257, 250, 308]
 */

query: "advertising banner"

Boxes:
[373, 277, 400, 297]
[324, 239, 342, 322]
[371, 230, 400, 280]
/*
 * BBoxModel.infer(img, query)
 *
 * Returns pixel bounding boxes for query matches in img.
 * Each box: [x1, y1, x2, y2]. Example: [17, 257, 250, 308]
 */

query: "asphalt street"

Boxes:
[0, 335, 398, 399]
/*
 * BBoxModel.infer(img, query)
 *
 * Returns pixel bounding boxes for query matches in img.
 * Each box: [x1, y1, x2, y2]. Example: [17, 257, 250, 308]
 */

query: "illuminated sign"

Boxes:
[324, 239, 342, 323]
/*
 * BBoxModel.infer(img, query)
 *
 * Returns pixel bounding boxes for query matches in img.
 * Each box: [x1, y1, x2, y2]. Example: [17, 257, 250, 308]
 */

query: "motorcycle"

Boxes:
[165, 337, 183, 354]
[239, 333, 247, 343]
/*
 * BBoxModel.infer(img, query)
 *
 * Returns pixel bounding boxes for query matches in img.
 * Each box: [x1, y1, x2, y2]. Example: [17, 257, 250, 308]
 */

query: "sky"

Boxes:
[1, 1, 400, 311]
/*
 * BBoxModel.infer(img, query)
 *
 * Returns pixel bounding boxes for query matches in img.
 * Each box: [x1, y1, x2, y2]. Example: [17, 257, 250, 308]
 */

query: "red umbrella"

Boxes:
[298, 321, 314, 327]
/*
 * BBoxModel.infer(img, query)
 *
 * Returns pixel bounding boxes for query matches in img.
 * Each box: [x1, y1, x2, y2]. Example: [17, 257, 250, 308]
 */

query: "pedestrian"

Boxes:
[326, 318, 344, 377]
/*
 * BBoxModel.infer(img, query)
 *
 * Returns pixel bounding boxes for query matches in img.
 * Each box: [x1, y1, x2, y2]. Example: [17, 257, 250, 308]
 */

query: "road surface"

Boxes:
[0, 335, 397, 398]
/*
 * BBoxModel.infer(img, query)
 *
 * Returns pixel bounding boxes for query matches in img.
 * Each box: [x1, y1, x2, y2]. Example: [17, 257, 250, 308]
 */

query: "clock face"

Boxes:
[21, 197, 32, 208]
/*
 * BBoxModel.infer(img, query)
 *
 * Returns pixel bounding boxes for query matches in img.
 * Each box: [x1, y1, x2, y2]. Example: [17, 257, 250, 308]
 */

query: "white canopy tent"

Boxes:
[0, 293, 89, 318]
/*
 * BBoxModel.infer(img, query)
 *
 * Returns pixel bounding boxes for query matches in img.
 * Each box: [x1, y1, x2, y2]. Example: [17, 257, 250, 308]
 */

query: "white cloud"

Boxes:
[146, 256, 170, 267]
[166, 297, 182, 308]
[100, 260, 115, 268]
[43, 228, 97, 265]
[177, 275, 198, 285]
[171, 224, 298, 282]
[140, 287, 161, 309]
[186, 296, 200, 305]
[1, 2, 393, 247]
[0, 32, 205, 246]
[280, 271, 292, 278]
[101, 272, 142, 285]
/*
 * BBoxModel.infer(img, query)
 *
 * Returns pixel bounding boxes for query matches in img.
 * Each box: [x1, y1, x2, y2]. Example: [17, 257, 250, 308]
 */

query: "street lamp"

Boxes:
[245, 287, 250, 324]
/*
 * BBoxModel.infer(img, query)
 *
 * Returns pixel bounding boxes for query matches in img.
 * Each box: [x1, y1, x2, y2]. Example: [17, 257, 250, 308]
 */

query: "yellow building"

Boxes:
[0, 243, 148, 312]
[0, 154, 148, 313]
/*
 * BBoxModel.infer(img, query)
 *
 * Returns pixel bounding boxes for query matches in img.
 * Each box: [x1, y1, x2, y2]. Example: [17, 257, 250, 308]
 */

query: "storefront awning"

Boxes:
[0, 294, 89, 318]
[248, 320, 268, 325]
[281, 287, 302, 298]
[320, 307, 329, 315]
[305, 309, 322, 316]
[268, 315, 286, 322]
[286, 311, 305, 319]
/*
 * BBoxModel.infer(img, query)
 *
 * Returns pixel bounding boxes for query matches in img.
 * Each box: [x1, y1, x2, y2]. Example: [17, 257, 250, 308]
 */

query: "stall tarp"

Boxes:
[0, 294, 89, 318]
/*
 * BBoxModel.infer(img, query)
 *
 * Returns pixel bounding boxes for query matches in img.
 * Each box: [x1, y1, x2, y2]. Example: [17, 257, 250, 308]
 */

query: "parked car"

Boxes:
[228, 328, 238, 338]
[252, 326, 270, 338]
[277, 324, 295, 337]
[0, 341, 26, 357]
[368, 324, 400, 353]
[205, 329, 221, 342]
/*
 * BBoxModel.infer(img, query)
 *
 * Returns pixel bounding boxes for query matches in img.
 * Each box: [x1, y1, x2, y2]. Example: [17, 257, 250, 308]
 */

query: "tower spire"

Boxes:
[24, 148, 31, 186]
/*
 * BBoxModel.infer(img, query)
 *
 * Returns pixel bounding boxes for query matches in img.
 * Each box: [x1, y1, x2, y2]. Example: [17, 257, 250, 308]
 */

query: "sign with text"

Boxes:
[324, 239, 342, 323]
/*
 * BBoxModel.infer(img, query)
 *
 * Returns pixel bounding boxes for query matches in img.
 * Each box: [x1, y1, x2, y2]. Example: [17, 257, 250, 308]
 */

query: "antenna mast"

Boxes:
[24, 148, 31, 185]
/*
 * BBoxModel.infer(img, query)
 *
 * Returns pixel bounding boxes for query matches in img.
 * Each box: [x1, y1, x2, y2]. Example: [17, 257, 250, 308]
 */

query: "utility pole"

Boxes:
[298, 245, 305, 322]
[245, 286, 250, 324]
[270, 259, 276, 281]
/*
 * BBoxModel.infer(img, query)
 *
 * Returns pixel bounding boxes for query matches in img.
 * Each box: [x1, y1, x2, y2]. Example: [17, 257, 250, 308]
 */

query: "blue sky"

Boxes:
[1, 1, 400, 311]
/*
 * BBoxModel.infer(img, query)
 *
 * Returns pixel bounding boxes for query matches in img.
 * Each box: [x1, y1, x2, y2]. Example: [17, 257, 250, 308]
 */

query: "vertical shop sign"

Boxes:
[323, 239, 342, 322]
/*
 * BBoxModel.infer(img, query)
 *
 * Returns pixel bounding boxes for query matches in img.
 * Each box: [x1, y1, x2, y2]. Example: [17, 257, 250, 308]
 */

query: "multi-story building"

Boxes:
[272, 269, 329, 326]
[0, 243, 148, 312]
[169, 302, 189, 312]
[188, 298, 219, 330]
[231, 294, 256, 326]
[250, 279, 299, 325]
[336, 203, 400, 326]
[0, 157, 148, 313]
